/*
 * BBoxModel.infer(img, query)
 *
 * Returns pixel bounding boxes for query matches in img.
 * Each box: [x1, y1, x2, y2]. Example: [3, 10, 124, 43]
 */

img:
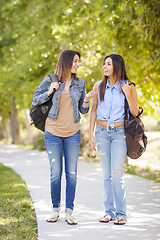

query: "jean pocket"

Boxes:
[95, 125, 103, 134]
[116, 127, 125, 134]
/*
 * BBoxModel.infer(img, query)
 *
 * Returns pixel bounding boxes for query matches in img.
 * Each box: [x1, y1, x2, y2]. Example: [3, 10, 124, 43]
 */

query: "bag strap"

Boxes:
[124, 97, 128, 121]
[128, 81, 135, 87]
[137, 107, 143, 116]
[47, 74, 59, 98]
[124, 82, 143, 121]
[125, 98, 143, 118]
[124, 81, 135, 121]
[48, 74, 59, 83]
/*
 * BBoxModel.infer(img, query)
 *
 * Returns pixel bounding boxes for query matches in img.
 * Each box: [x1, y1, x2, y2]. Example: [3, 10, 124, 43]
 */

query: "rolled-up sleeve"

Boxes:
[32, 76, 51, 106]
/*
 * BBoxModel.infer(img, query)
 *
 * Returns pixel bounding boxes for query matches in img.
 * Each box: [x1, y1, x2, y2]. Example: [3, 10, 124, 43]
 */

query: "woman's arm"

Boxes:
[122, 81, 139, 117]
[78, 81, 89, 114]
[89, 83, 98, 151]
[78, 80, 95, 114]
[32, 75, 59, 107]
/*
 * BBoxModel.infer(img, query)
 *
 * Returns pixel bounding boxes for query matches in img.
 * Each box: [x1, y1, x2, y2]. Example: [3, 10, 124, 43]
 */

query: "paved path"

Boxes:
[0, 142, 160, 240]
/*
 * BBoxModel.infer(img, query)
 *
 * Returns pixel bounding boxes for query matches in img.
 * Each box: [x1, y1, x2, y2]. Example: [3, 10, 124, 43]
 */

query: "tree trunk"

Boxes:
[0, 113, 8, 139]
[0, 114, 4, 139]
[10, 97, 20, 143]
[24, 108, 33, 144]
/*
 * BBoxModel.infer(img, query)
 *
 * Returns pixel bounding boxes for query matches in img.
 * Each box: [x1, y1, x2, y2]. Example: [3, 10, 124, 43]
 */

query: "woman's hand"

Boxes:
[84, 90, 95, 102]
[47, 82, 60, 96]
[89, 135, 96, 151]
[122, 81, 131, 97]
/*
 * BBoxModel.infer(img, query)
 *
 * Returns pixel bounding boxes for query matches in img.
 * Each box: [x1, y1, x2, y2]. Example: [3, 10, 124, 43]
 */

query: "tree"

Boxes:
[0, 0, 159, 139]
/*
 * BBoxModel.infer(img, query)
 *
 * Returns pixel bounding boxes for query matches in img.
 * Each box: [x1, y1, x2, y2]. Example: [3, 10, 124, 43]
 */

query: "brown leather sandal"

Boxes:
[99, 215, 112, 223]
[114, 217, 127, 225]
[46, 212, 59, 223]
[65, 213, 77, 225]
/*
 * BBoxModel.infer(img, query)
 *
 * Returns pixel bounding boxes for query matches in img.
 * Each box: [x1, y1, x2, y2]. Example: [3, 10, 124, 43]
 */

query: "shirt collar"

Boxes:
[106, 79, 121, 90]
[106, 80, 110, 88]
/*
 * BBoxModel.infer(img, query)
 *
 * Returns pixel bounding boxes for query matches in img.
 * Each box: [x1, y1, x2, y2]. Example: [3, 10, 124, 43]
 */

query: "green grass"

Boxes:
[123, 164, 160, 183]
[0, 163, 38, 240]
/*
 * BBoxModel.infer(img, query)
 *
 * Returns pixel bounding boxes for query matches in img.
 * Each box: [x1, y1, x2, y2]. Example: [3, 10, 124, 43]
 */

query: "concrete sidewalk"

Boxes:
[0, 142, 160, 240]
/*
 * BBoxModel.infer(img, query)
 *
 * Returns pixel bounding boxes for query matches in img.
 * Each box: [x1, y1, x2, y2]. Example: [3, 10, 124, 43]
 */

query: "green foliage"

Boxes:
[124, 163, 160, 183]
[0, 163, 38, 239]
[32, 136, 46, 151]
[0, 0, 159, 119]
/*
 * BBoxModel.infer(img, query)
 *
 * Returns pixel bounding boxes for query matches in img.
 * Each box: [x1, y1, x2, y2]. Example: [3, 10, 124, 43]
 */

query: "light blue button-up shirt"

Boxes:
[96, 79, 126, 129]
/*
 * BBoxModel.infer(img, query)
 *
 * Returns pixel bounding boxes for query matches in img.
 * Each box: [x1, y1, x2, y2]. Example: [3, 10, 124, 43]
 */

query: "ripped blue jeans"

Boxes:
[44, 130, 81, 214]
[95, 125, 127, 219]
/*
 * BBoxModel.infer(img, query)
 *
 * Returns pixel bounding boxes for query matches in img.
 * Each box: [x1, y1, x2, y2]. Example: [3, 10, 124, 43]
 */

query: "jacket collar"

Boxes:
[60, 74, 79, 85]
[71, 74, 80, 85]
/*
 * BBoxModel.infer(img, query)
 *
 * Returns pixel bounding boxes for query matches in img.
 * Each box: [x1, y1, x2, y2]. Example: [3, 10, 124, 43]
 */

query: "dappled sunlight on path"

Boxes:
[0, 142, 160, 240]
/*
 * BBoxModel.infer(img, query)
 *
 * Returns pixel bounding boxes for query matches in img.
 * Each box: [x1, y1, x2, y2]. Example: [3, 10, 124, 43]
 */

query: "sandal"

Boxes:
[46, 211, 59, 223]
[99, 215, 112, 223]
[114, 217, 127, 225]
[65, 213, 77, 225]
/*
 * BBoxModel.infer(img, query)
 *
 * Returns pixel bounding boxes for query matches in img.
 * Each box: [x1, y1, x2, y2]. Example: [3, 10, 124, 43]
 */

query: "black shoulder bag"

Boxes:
[30, 74, 58, 132]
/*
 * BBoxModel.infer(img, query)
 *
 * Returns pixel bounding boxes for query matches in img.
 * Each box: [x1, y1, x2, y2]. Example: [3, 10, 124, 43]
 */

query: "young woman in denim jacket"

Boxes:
[32, 50, 94, 225]
[89, 54, 139, 225]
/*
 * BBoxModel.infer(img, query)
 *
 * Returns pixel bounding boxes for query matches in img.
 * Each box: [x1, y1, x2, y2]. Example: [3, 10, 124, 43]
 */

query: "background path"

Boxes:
[0, 142, 160, 240]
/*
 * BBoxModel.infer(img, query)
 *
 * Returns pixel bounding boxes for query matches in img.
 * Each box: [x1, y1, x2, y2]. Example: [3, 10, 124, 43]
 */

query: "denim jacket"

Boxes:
[32, 74, 89, 123]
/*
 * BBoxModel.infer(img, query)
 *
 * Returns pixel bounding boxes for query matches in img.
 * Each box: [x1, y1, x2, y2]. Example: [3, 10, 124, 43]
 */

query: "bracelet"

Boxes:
[84, 100, 89, 103]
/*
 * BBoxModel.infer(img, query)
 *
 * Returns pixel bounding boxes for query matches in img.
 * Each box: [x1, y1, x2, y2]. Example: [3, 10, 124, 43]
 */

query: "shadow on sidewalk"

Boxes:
[0, 142, 160, 240]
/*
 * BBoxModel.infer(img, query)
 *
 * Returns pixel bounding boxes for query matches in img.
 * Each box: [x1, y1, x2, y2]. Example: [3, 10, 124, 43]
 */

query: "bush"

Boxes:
[32, 136, 46, 151]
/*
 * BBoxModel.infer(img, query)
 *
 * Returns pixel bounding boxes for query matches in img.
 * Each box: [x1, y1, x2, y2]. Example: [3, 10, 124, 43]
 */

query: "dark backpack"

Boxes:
[30, 74, 58, 132]
[124, 98, 147, 159]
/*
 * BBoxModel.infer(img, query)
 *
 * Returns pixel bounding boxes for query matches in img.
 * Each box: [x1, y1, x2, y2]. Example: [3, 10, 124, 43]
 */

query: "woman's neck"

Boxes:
[64, 73, 72, 83]
[108, 76, 117, 88]
[64, 74, 72, 90]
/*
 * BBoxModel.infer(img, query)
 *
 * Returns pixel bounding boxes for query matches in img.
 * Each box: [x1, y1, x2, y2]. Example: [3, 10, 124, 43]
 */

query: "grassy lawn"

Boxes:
[126, 138, 160, 183]
[0, 163, 38, 240]
[123, 164, 160, 183]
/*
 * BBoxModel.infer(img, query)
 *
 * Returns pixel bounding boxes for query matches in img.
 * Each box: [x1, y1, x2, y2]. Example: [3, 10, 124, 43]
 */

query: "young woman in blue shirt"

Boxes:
[89, 54, 139, 225]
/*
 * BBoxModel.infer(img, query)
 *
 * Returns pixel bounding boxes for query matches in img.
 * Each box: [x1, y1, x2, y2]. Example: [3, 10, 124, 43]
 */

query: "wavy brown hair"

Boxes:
[55, 50, 80, 82]
[99, 54, 129, 101]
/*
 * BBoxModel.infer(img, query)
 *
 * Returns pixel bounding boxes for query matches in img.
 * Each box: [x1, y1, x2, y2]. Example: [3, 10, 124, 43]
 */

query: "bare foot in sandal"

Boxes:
[114, 217, 127, 225]
[65, 213, 77, 225]
[99, 215, 112, 223]
[47, 211, 59, 223]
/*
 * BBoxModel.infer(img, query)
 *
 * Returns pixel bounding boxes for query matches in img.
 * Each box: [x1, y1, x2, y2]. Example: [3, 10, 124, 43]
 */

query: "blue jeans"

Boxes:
[44, 130, 81, 214]
[95, 125, 127, 219]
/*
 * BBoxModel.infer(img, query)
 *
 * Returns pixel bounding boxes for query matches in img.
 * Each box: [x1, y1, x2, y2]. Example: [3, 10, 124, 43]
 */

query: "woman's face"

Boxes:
[70, 54, 80, 74]
[103, 57, 113, 77]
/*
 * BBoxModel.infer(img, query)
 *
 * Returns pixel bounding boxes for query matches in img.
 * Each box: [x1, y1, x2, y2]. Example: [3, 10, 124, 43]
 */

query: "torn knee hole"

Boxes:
[113, 170, 120, 173]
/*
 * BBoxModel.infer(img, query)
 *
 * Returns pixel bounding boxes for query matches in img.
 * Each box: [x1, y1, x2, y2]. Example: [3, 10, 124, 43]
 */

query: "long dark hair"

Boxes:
[99, 54, 129, 101]
[55, 50, 81, 82]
